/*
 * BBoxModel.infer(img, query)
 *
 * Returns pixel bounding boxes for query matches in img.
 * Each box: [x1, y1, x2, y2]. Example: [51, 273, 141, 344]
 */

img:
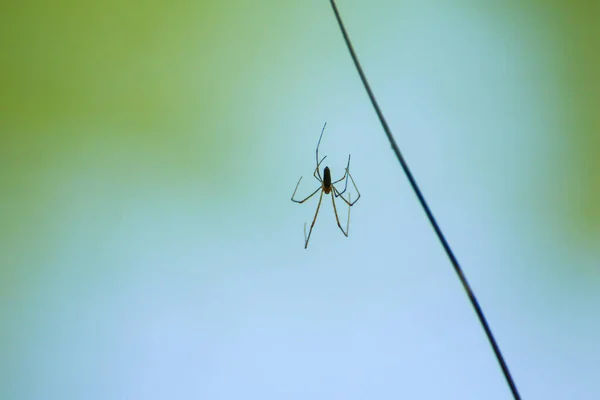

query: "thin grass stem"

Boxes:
[328, 2, 521, 399]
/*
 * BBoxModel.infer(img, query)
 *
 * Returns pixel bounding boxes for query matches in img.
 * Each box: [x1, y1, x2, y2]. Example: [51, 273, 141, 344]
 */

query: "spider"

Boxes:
[291, 122, 361, 249]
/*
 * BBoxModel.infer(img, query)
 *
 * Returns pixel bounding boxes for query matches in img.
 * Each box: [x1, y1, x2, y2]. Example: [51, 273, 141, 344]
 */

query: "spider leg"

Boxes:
[315, 122, 327, 181]
[333, 154, 351, 197]
[313, 155, 327, 182]
[331, 191, 351, 237]
[304, 190, 324, 249]
[291, 177, 322, 203]
[315, 122, 327, 166]
[333, 170, 360, 206]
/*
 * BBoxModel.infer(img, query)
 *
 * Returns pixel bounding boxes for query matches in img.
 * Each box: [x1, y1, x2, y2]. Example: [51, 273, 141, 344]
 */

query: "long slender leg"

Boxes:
[315, 123, 327, 167]
[314, 123, 328, 181]
[313, 155, 327, 182]
[347, 193, 351, 234]
[332, 155, 348, 185]
[333, 154, 351, 197]
[304, 190, 324, 249]
[331, 191, 351, 237]
[291, 177, 321, 203]
[334, 170, 360, 206]
[332, 170, 346, 186]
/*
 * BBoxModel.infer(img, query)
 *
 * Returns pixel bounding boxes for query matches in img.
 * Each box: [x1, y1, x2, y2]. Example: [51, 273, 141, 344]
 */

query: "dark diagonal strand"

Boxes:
[328, 1, 521, 399]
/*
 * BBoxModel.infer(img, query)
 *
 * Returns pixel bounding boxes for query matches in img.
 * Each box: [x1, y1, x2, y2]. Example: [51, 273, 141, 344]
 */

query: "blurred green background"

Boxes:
[1, 1, 599, 399]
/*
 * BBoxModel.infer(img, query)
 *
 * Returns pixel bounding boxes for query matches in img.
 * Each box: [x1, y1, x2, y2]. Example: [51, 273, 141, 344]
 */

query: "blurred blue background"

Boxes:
[1, 1, 599, 399]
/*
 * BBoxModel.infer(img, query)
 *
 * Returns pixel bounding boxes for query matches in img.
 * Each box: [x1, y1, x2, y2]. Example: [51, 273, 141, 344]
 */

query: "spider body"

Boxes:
[291, 123, 360, 248]
[322, 166, 332, 193]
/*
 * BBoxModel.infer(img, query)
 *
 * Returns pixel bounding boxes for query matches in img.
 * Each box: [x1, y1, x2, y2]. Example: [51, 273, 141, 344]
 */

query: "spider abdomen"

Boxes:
[323, 166, 332, 193]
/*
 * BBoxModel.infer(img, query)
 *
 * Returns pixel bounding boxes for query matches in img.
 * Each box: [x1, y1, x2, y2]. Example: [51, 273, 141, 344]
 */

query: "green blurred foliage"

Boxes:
[553, 4, 600, 239]
[0, 1, 244, 169]
[0, 0, 282, 292]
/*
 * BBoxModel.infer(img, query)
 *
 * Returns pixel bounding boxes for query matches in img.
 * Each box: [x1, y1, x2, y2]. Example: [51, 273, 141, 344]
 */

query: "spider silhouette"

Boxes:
[291, 123, 360, 248]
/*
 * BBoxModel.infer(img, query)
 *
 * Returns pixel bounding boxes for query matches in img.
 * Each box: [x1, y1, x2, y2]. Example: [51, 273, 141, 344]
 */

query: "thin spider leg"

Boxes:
[333, 154, 352, 197]
[331, 157, 348, 185]
[345, 192, 352, 236]
[330, 191, 349, 237]
[304, 190, 324, 249]
[315, 122, 327, 181]
[291, 177, 322, 203]
[333, 170, 360, 206]
[315, 123, 327, 166]
[332, 171, 346, 185]
[313, 155, 327, 182]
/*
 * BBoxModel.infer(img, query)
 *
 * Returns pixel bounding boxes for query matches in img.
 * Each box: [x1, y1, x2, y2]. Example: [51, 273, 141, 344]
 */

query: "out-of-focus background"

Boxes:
[1, 1, 599, 399]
